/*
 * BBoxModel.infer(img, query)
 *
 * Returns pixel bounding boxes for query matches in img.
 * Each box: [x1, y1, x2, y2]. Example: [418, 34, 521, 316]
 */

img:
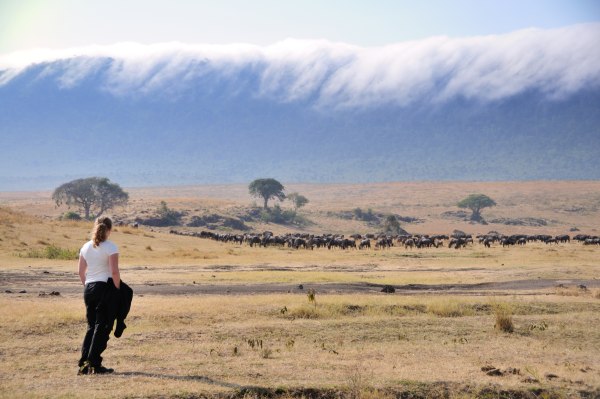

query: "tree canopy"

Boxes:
[249, 178, 285, 209]
[457, 193, 496, 222]
[287, 192, 309, 211]
[52, 177, 128, 219]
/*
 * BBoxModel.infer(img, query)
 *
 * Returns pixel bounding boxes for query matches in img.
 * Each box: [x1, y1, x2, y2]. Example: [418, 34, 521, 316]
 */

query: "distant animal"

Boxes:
[359, 239, 371, 249]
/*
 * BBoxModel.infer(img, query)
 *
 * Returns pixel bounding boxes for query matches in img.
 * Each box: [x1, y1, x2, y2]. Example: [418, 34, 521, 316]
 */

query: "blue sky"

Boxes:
[1, 0, 599, 52]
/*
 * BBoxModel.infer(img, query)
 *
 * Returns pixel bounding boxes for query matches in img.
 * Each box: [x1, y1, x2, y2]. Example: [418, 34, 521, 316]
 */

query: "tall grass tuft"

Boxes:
[493, 303, 514, 333]
[307, 288, 317, 308]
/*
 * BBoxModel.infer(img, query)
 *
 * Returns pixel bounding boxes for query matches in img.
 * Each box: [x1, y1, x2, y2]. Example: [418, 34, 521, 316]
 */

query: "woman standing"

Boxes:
[77, 216, 120, 375]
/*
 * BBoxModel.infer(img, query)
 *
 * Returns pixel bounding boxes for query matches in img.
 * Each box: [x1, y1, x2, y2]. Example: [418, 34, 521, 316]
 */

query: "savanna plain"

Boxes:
[1, 181, 599, 399]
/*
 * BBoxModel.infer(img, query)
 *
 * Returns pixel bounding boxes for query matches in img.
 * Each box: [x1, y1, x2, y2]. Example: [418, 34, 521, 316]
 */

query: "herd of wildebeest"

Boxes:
[169, 230, 600, 250]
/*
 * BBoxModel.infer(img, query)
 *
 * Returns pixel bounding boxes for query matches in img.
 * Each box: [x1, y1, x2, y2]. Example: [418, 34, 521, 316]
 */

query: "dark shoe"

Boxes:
[89, 365, 114, 374]
[114, 321, 127, 338]
[77, 362, 89, 375]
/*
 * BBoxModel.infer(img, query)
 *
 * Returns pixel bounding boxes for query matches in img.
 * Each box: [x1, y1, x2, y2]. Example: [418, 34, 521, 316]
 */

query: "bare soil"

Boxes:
[2, 268, 598, 296]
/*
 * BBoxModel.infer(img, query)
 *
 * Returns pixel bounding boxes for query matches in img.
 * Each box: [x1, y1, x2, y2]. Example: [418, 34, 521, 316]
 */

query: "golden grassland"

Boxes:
[1, 181, 600, 398]
[1, 293, 599, 398]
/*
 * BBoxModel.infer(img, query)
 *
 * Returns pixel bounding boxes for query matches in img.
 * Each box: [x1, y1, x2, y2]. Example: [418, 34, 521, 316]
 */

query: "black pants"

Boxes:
[79, 281, 112, 367]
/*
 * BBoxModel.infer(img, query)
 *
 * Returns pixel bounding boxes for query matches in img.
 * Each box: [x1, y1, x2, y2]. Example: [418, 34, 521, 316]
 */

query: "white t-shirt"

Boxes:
[80, 240, 119, 284]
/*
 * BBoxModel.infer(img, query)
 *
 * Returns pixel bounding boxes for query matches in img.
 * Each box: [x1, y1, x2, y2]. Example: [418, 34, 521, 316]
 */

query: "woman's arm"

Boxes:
[78, 255, 87, 285]
[109, 253, 120, 289]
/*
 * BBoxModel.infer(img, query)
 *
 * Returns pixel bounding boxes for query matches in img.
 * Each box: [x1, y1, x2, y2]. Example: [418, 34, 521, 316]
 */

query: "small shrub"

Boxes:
[307, 288, 317, 308]
[260, 348, 272, 359]
[137, 201, 183, 226]
[383, 215, 403, 235]
[36, 240, 50, 245]
[145, 245, 152, 251]
[352, 207, 378, 222]
[259, 204, 298, 225]
[247, 338, 263, 350]
[62, 211, 81, 220]
[529, 321, 548, 331]
[21, 245, 79, 260]
[494, 304, 514, 333]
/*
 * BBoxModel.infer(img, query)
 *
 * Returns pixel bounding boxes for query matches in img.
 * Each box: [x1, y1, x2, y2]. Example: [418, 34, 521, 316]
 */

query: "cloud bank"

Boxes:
[1, 23, 599, 108]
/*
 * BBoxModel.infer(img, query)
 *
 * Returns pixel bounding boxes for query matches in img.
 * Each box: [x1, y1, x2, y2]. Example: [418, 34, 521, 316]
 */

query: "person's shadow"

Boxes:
[112, 371, 251, 389]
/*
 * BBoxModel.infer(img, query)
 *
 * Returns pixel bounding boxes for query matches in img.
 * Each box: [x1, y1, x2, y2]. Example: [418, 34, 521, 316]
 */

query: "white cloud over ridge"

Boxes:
[0, 24, 599, 108]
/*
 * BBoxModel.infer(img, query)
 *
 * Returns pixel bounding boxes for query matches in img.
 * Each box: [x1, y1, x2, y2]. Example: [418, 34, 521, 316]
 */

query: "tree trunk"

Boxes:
[470, 208, 482, 222]
[84, 205, 91, 220]
[263, 197, 269, 209]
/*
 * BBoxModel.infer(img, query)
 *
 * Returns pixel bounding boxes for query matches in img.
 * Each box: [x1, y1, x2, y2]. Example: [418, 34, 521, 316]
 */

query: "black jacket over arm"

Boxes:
[106, 279, 133, 336]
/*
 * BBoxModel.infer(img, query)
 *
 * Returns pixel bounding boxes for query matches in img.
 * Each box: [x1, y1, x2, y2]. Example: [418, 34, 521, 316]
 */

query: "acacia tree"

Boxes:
[248, 178, 285, 209]
[287, 192, 309, 211]
[52, 177, 129, 219]
[457, 194, 496, 222]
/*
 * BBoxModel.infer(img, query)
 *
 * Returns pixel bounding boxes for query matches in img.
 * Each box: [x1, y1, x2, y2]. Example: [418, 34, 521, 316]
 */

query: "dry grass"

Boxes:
[0, 294, 599, 398]
[493, 303, 514, 333]
[1, 182, 600, 398]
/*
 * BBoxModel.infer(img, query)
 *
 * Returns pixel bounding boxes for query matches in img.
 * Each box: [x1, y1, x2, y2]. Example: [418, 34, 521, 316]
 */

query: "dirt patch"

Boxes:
[2, 269, 598, 297]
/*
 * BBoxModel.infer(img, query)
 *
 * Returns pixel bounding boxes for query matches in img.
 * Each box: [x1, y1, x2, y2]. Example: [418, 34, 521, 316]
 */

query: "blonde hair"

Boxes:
[92, 217, 112, 247]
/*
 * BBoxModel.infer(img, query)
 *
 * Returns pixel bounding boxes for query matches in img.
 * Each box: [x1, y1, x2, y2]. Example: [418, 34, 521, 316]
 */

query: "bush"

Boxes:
[137, 201, 183, 226]
[62, 211, 82, 220]
[187, 214, 249, 230]
[21, 245, 79, 260]
[383, 215, 403, 234]
[157, 201, 182, 225]
[494, 304, 514, 333]
[353, 207, 378, 222]
[259, 204, 298, 225]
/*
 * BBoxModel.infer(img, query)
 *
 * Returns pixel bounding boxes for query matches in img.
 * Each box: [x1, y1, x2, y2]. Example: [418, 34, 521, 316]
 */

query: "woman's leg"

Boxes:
[85, 282, 111, 367]
[78, 284, 96, 367]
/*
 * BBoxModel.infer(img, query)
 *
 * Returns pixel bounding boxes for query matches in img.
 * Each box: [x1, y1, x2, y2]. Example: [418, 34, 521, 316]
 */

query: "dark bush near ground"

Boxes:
[136, 201, 184, 227]
[61, 211, 81, 220]
[441, 210, 470, 220]
[331, 209, 422, 225]
[188, 214, 249, 230]
[260, 204, 305, 225]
